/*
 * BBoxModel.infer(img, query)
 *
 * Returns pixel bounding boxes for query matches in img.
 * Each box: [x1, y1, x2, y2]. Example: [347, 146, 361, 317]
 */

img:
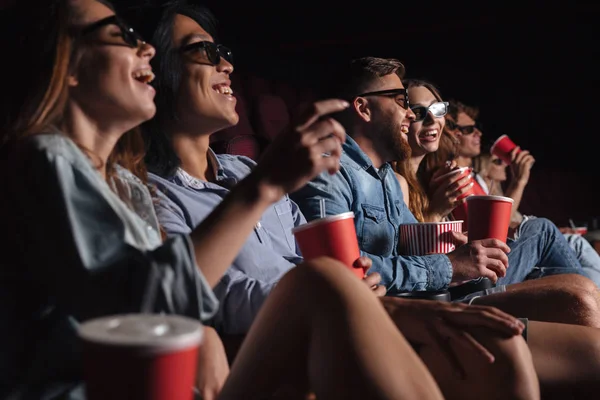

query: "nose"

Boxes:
[217, 57, 234, 75]
[423, 110, 436, 124]
[138, 41, 156, 60]
[405, 106, 416, 120]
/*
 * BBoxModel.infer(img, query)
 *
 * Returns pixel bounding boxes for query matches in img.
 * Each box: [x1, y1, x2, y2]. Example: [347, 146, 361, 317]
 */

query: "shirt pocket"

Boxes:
[274, 198, 297, 250]
[360, 203, 394, 255]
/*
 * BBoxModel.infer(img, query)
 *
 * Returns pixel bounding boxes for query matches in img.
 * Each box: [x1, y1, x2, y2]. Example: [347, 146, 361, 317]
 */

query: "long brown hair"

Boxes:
[0, 0, 147, 182]
[395, 79, 455, 221]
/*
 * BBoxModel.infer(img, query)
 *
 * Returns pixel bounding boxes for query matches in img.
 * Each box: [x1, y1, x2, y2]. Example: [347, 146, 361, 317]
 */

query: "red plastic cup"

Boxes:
[451, 179, 488, 224]
[399, 221, 463, 255]
[466, 195, 515, 243]
[292, 212, 364, 279]
[574, 226, 589, 235]
[490, 135, 521, 165]
[79, 314, 204, 400]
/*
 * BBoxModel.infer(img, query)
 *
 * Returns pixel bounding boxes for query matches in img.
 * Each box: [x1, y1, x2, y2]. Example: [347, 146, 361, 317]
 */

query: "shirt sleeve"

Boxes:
[152, 181, 290, 335]
[292, 168, 453, 292]
[3, 141, 218, 323]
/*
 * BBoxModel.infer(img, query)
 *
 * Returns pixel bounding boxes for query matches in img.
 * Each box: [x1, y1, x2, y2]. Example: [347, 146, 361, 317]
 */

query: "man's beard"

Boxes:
[373, 118, 412, 162]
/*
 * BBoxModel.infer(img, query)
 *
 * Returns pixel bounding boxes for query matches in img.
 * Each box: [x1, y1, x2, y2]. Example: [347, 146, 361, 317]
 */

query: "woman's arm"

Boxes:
[188, 99, 349, 287]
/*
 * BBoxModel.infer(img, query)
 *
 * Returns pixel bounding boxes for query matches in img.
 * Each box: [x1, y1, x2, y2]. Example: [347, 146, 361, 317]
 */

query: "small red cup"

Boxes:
[490, 135, 521, 165]
[293, 212, 364, 279]
[466, 195, 514, 243]
[80, 314, 204, 400]
[399, 221, 463, 255]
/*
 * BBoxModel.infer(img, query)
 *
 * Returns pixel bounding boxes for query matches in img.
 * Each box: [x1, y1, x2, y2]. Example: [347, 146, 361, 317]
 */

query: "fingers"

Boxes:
[429, 320, 468, 379]
[479, 238, 511, 253]
[483, 257, 507, 279]
[448, 305, 524, 337]
[450, 230, 468, 246]
[303, 117, 346, 145]
[354, 256, 373, 271]
[372, 285, 387, 297]
[296, 99, 350, 132]
[440, 322, 495, 365]
[362, 272, 381, 287]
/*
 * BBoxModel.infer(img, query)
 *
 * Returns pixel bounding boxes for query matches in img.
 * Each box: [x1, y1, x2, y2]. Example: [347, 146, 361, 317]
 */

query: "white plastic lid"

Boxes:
[466, 195, 514, 203]
[292, 212, 355, 234]
[79, 314, 204, 351]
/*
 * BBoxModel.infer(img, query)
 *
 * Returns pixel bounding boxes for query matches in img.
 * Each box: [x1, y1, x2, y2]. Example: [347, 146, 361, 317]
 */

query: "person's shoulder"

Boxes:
[6, 133, 82, 167]
[216, 154, 256, 177]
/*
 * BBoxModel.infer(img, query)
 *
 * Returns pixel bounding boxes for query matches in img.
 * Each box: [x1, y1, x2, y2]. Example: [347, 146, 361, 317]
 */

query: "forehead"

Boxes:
[172, 14, 214, 45]
[456, 111, 475, 125]
[408, 86, 436, 105]
[69, 0, 114, 28]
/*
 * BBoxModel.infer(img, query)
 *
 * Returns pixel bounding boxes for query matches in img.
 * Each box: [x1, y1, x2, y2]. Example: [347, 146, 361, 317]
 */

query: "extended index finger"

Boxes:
[296, 99, 350, 131]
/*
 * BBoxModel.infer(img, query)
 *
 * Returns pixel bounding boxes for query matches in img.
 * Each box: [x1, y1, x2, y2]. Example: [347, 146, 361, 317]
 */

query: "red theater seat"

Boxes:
[252, 94, 290, 141]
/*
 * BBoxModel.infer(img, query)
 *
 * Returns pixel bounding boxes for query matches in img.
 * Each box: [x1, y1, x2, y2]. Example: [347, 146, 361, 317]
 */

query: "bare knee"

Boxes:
[554, 279, 600, 327]
[421, 331, 539, 400]
[472, 331, 540, 400]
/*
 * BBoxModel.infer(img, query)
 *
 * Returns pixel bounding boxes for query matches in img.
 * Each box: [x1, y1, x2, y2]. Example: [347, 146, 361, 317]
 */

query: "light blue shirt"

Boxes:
[0, 134, 218, 399]
[291, 136, 453, 293]
[149, 152, 305, 335]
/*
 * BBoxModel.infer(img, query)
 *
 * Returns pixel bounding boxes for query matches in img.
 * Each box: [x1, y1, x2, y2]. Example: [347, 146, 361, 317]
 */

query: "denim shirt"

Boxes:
[291, 136, 453, 293]
[0, 134, 218, 400]
[149, 151, 305, 335]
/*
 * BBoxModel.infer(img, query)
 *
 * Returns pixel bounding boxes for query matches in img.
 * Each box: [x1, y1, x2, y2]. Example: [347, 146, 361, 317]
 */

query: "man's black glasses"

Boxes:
[411, 101, 449, 122]
[446, 119, 481, 135]
[180, 41, 234, 66]
[355, 88, 409, 110]
[80, 15, 144, 48]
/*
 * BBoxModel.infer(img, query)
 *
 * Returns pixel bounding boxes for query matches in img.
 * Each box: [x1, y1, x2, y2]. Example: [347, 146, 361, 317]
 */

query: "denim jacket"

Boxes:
[0, 134, 218, 399]
[291, 136, 453, 293]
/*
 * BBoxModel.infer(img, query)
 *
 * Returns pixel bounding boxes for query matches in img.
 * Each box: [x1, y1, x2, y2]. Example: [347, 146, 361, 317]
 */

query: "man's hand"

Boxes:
[446, 237, 510, 284]
[196, 327, 229, 400]
[355, 256, 386, 296]
[381, 297, 524, 377]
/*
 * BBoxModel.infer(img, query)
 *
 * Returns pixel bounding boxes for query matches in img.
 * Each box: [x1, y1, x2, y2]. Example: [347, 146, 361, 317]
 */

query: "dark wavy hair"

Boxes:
[129, 1, 219, 177]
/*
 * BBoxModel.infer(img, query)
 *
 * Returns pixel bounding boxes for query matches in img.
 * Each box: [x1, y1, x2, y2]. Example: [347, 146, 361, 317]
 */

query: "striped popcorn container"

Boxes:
[399, 221, 463, 255]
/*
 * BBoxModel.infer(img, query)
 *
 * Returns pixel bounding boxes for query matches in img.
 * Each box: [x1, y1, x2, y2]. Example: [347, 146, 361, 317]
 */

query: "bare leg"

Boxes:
[474, 274, 600, 327]
[219, 257, 444, 400]
[419, 327, 539, 400]
[528, 321, 600, 399]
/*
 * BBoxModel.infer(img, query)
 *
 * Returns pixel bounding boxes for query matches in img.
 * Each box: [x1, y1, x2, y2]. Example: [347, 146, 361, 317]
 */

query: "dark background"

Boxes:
[2, 0, 595, 224]
[192, 0, 600, 225]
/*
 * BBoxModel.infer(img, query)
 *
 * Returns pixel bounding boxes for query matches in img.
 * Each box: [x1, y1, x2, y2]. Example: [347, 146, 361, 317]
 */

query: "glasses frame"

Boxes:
[355, 88, 410, 110]
[446, 119, 481, 135]
[180, 41, 234, 66]
[79, 15, 144, 48]
[410, 101, 449, 122]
